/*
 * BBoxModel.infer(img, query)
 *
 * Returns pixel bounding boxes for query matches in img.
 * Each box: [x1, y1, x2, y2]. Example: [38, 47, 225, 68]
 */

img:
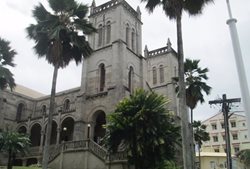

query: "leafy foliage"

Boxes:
[105, 89, 180, 169]
[0, 131, 30, 169]
[0, 37, 16, 90]
[193, 120, 210, 147]
[237, 149, 250, 167]
[185, 59, 211, 110]
[26, 0, 96, 69]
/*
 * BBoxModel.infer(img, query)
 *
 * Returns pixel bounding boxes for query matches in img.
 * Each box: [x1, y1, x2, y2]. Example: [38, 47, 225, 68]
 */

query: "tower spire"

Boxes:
[167, 38, 172, 51]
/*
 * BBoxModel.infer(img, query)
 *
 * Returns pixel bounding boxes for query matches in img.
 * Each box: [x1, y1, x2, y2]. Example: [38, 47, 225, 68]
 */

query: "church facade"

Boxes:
[0, 0, 179, 168]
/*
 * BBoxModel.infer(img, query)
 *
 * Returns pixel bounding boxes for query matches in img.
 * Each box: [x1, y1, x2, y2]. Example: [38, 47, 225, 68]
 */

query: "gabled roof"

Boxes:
[9, 84, 45, 98]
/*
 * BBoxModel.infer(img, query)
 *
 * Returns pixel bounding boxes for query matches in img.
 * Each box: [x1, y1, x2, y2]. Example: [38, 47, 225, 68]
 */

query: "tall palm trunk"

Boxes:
[42, 63, 59, 169]
[0, 89, 4, 131]
[198, 144, 201, 169]
[7, 149, 13, 169]
[190, 108, 195, 168]
[176, 14, 193, 169]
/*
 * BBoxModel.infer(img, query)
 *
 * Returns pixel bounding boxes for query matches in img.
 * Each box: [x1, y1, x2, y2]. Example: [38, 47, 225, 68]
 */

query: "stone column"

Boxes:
[56, 127, 61, 145]
[39, 130, 44, 153]
[73, 120, 85, 140]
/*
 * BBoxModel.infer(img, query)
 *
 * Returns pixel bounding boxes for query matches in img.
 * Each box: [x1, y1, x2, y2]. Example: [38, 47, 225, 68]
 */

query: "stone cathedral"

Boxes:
[0, 0, 179, 168]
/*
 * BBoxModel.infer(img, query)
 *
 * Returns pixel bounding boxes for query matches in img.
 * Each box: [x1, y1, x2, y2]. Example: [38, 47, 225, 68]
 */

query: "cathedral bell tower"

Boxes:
[81, 0, 143, 99]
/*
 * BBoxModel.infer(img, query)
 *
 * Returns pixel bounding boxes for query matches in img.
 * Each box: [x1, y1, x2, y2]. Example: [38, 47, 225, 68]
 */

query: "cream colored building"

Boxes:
[0, 0, 179, 168]
[201, 112, 250, 155]
[197, 112, 250, 169]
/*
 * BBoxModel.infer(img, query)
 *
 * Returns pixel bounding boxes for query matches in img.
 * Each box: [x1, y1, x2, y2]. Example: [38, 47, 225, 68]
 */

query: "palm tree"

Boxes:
[0, 131, 30, 169]
[140, 1, 213, 168]
[193, 120, 210, 169]
[185, 59, 211, 124]
[105, 89, 180, 169]
[184, 58, 211, 169]
[0, 37, 16, 90]
[26, 0, 95, 168]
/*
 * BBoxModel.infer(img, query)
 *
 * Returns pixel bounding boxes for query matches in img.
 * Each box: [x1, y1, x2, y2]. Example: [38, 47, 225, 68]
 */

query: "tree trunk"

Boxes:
[0, 89, 4, 131]
[176, 14, 193, 169]
[42, 64, 59, 169]
[198, 144, 201, 169]
[7, 149, 12, 169]
[191, 108, 195, 168]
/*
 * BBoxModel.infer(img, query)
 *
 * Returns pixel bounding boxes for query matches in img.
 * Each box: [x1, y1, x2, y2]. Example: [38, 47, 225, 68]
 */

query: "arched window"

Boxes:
[16, 103, 24, 121]
[63, 99, 70, 111]
[41, 105, 46, 115]
[128, 66, 134, 92]
[126, 24, 130, 46]
[106, 21, 111, 44]
[131, 28, 135, 51]
[159, 65, 164, 83]
[99, 63, 105, 92]
[152, 67, 157, 85]
[98, 24, 103, 47]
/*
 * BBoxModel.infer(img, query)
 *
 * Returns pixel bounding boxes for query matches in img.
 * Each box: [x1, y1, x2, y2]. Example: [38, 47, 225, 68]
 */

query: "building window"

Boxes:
[210, 161, 215, 169]
[231, 121, 236, 128]
[16, 103, 25, 121]
[99, 63, 105, 92]
[126, 24, 130, 46]
[243, 122, 246, 127]
[159, 65, 164, 83]
[106, 21, 111, 44]
[221, 122, 225, 129]
[128, 66, 134, 92]
[152, 67, 157, 85]
[211, 123, 217, 130]
[63, 99, 70, 111]
[224, 148, 227, 153]
[245, 135, 248, 139]
[131, 28, 135, 51]
[41, 105, 47, 115]
[214, 149, 219, 152]
[222, 135, 225, 141]
[234, 147, 240, 153]
[98, 24, 103, 47]
[232, 133, 238, 140]
[213, 136, 218, 142]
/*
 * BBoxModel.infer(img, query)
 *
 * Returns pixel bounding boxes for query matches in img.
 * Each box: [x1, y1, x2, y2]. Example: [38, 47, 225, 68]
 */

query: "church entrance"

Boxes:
[30, 123, 41, 147]
[94, 111, 106, 144]
[60, 117, 74, 142]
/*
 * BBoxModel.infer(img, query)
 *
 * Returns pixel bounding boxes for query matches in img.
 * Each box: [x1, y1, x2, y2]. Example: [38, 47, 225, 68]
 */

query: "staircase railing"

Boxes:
[48, 139, 127, 163]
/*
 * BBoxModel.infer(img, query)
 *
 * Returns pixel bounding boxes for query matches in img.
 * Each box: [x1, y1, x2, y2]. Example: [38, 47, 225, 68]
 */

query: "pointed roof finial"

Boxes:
[167, 38, 172, 51]
[144, 45, 149, 58]
[137, 6, 141, 15]
[91, 0, 96, 7]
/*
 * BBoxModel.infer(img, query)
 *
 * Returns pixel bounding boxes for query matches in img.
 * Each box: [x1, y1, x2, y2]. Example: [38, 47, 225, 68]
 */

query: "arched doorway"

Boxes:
[60, 117, 74, 142]
[17, 126, 27, 134]
[30, 123, 41, 147]
[94, 111, 106, 143]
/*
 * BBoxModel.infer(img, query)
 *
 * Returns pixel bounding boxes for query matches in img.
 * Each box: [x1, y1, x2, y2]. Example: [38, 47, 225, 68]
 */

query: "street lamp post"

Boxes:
[225, 0, 250, 139]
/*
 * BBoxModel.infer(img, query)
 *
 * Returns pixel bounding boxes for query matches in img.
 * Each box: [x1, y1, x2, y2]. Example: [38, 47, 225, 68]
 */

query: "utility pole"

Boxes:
[209, 94, 241, 169]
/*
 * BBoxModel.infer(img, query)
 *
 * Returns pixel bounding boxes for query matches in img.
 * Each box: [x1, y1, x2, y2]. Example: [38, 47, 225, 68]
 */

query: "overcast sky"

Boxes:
[0, 0, 249, 121]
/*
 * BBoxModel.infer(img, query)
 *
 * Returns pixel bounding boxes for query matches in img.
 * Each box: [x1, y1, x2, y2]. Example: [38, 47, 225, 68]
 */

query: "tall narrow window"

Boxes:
[106, 21, 111, 44]
[41, 105, 47, 115]
[99, 63, 105, 92]
[126, 24, 130, 46]
[159, 65, 164, 83]
[131, 29, 135, 51]
[153, 67, 157, 85]
[98, 24, 103, 47]
[128, 66, 134, 92]
[16, 103, 24, 121]
[63, 99, 70, 111]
